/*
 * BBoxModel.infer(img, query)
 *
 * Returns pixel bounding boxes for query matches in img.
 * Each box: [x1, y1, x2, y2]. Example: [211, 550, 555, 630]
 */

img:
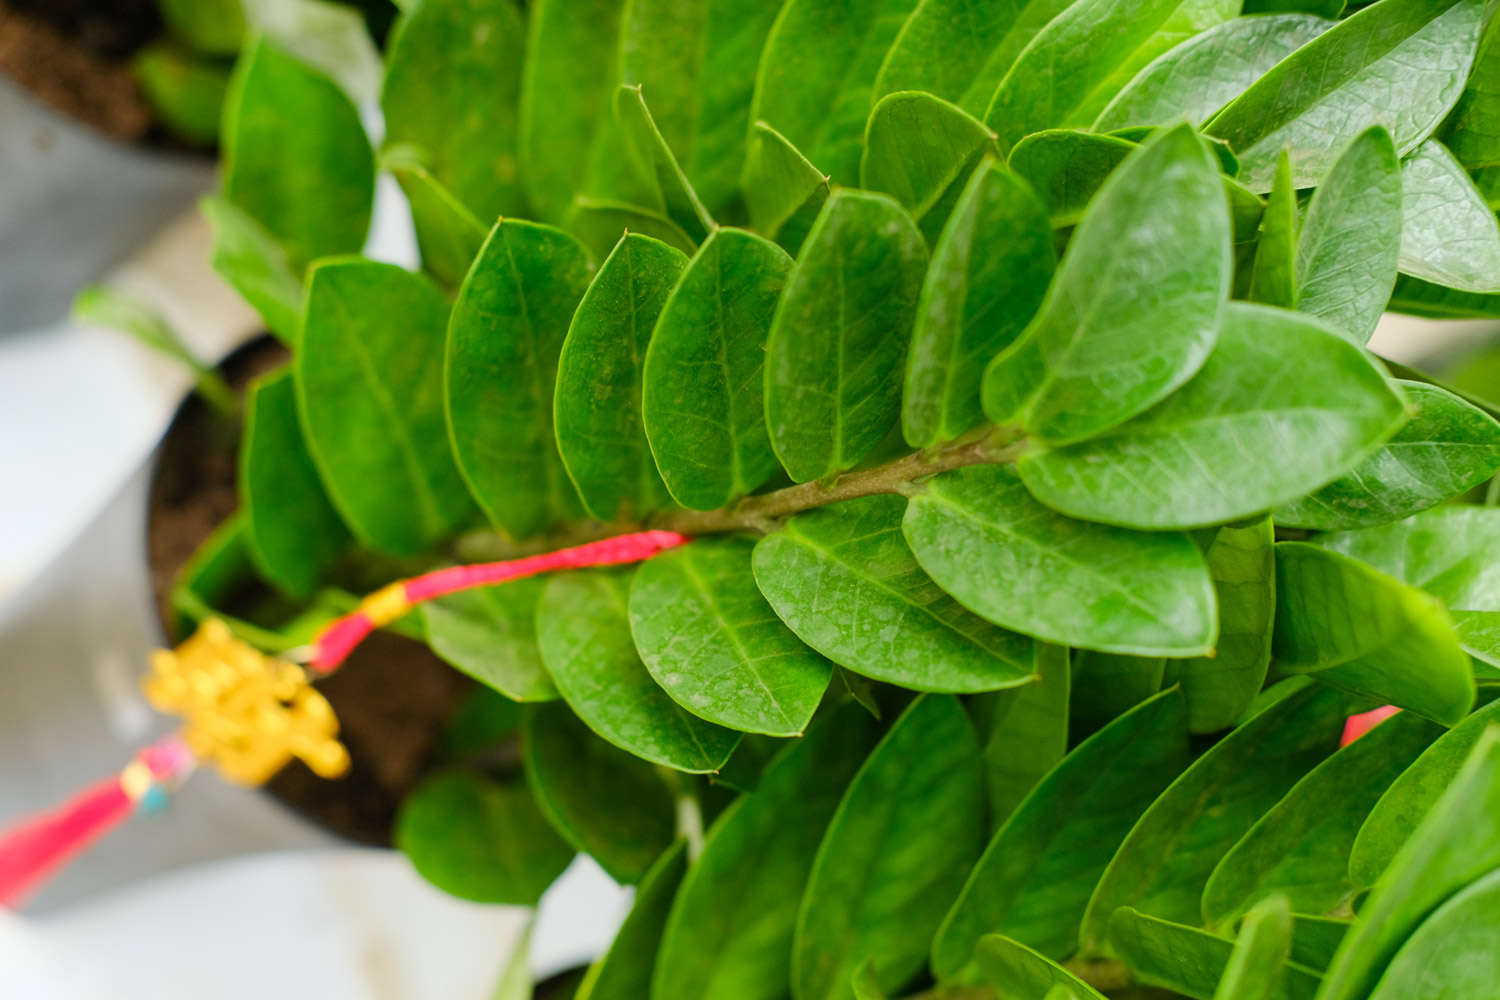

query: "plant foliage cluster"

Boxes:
[165, 0, 1500, 995]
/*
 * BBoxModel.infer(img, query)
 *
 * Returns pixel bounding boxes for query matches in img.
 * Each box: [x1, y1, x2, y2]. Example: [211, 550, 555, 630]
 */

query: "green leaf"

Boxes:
[642, 228, 791, 510]
[1456, 611, 1500, 675]
[1349, 694, 1500, 885]
[575, 842, 688, 1000]
[222, 39, 374, 268]
[516, 0, 628, 222]
[970, 642, 1070, 827]
[296, 259, 476, 556]
[1365, 865, 1500, 1000]
[385, 153, 488, 289]
[629, 539, 832, 737]
[1440, 10, 1500, 168]
[742, 122, 831, 254]
[982, 125, 1231, 444]
[132, 42, 230, 147]
[614, 85, 715, 242]
[1318, 505, 1500, 611]
[1398, 139, 1500, 292]
[536, 571, 739, 772]
[860, 91, 997, 242]
[1069, 651, 1165, 738]
[447, 220, 592, 538]
[618, 0, 782, 214]
[421, 577, 558, 702]
[1205, 0, 1484, 190]
[157, 0, 245, 53]
[904, 464, 1216, 656]
[1018, 302, 1407, 529]
[1249, 151, 1298, 308]
[749, 0, 922, 183]
[1108, 908, 1321, 1000]
[1080, 684, 1351, 952]
[983, 0, 1239, 149]
[850, 960, 886, 1000]
[1007, 129, 1136, 228]
[1289, 915, 1351, 972]
[240, 370, 350, 598]
[793, 695, 985, 1000]
[1388, 273, 1500, 318]
[973, 936, 1107, 1000]
[395, 771, 574, 904]
[1201, 709, 1441, 926]
[1275, 382, 1500, 530]
[653, 703, 881, 1000]
[201, 195, 305, 345]
[1175, 518, 1276, 734]
[555, 234, 686, 521]
[381, 0, 525, 222]
[1244, 0, 1343, 14]
[752, 495, 1036, 694]
[1272, 542, 1476, 726]
[873, 0, 1074, 116]
[1096, 13, 1331, 131]
[441, 686, 524, 757]
[934, 690, 1192, 975]
[903, 159, 1054, 448]
[1316, 727, 1500, 1000]
[524, 701, 676, 883]
[765, 191, 929, 482]
[567, 198, 699, 263]
[1213, 895, 1296, 1000]
[240, 0, 384, 105]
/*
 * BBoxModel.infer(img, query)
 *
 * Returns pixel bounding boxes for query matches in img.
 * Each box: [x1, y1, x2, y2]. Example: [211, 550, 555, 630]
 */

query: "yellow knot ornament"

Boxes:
[143, 619, 350, 786]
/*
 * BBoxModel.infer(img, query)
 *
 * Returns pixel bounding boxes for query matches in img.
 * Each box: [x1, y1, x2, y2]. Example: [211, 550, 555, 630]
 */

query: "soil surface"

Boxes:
[148, 337, 473, 846]
[0, 0, 159, 143]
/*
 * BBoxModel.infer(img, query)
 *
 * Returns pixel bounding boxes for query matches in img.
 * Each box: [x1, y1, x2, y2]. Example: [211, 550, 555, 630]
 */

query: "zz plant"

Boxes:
[174, 0, 1500, 996]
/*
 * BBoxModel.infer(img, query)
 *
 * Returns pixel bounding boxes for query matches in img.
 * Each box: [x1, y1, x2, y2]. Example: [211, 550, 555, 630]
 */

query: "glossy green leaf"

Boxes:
[973, 937, 1107, 1000]
[653, 703, 880, 1000]
[902, 159, 1054, 448]
[749, 0, 922, 183]
[1250, 151, 1298, 308]
[615, 85, 715, 242]
[642, 228, 791, 510]
[1202, 709, 1441, 926]
[1205, 0, 1483, 189]
[567, 198, 699, 263]
[222, 39, 374, 267]
[1272, 542, 1475, 726]
[765, 191, 928, 482]
[1455, 611, 1500, 675]
[240, 0, 384, 104]
[1175, 518, 1276, 734]
[1349, 694, 1500, 885]
[1318, 505, 1500, 611]
[1109, 908, 1320, 1000]
[934, 690, 1192, 975]
[296, 259, 476, 556]
[421, 577, 557, 702]
[1096, 14, 1331, 132]
[381, 0, 525, 222]
[395, 771, 574, 904]
[982, 126, 1230, 444]
[904, 464, 1216, 656]
[535, 571, 739, 772]
[1365, 865, 1500, 999]
[742, 122, 830, 254]
[1007, 129, 1136, 228]
[874, 0, 1073, 116]
[983, 0, 1238, 149]
[752, 495, 1036, 694]
[1290, 915, 1351, 973]
[524, 701, 676, 883]
[850, 961, 885, 1000]
[794, 696, 984, 1000]
[575, 842, 688, 1000]
[630, 539, 832, 737]
[386, 154, 488, 289]
[133, 42, 230, 147]
[1018, 302, 1407, 529]
[516, 0, 628, 222]
[1080, 684, 1351, 952]
[447, 220, 591, 538]
[860, 91, 997, 242]
[1398, 139, 1500, 292]
[201, 195, 304, 345]
[1441, 11, 1500, 168]
[555, 234, 686, 521]
[240, 371, 350, 598]
[1243, 0, 1342, 13]
[1069, 651, 1165, 738]
[1213, 896, 1296, 1000]
[970, 642, 1070, 827]
[1317, 727, 1500, 1000]
[1276, 382, 1500, 530]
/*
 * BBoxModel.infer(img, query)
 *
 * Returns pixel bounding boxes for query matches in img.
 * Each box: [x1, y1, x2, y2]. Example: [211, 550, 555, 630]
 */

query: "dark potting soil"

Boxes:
[0, 0, 159, 143]
[148, 336, 474, 846]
